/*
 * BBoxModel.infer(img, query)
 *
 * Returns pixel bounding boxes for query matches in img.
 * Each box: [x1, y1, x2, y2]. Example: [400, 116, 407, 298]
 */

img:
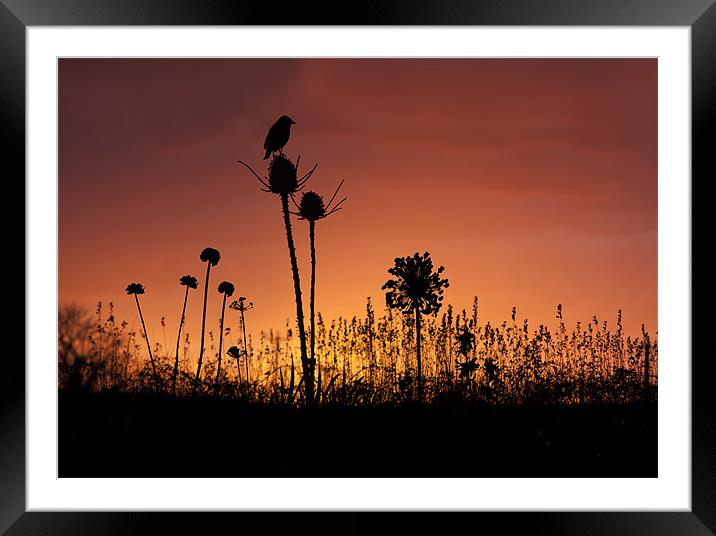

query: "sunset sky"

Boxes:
[59, 58, 657, 353]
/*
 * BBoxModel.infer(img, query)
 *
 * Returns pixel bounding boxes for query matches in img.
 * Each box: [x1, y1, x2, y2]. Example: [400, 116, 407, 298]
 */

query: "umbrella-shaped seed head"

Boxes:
[200, 247, 221, 266]
[125, 282, 145, 295]
[381, 251, 449, 315]
[298, 191, 326, 221]
[227, 346, 241, 359]
[229, 296, 253, 312]
[268, 154, 298, 195]
[218, 281, 235, 296]
[179, 275, 198, 289]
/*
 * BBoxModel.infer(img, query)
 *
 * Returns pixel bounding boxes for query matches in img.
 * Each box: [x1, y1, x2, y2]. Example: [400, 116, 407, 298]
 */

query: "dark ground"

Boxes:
[58, 390, 657, 478]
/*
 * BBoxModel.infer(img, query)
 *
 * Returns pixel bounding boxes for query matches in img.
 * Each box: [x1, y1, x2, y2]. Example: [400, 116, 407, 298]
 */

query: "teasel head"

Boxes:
[292, 179, 346, 222]
[238, 153, 316, 196]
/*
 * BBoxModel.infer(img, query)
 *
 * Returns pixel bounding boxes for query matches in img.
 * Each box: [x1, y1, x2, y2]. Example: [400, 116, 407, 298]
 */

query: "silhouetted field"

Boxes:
[59, 389, 656, 478]
[58, 120, 657, 479]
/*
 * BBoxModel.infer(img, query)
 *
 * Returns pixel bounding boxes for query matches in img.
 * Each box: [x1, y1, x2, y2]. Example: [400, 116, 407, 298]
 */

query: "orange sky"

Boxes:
[59, 58, 657, 350]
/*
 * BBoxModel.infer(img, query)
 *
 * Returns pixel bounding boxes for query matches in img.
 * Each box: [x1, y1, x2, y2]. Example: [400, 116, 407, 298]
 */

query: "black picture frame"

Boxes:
[3, 1, 712, 534]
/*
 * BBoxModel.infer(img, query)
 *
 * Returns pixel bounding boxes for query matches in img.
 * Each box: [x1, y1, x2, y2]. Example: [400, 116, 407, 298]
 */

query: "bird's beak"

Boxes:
[291, 120, 296, 124]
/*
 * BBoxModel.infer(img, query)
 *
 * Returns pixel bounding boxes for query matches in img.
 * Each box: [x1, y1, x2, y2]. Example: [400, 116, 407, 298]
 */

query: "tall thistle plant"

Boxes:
[382, 252, 449, 401]
[293, 182, 346, 373]
[238, 154, 317, 404]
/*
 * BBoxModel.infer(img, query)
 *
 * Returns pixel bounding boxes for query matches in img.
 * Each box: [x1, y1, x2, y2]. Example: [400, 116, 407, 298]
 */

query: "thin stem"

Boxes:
[195, 262, 212, 392]
[172, 286, 189, 395]
[280, 193, 313, 405]
[241, 308, 250, 399]
[216, 293, 227, 389]
[309, 220, 316, 368]
[135, 294, 159, 391]
[416, 307, 422, 402]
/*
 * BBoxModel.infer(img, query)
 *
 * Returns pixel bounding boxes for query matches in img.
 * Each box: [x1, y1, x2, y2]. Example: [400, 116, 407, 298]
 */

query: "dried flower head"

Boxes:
[294, 180, 346, 222]
[226, 346, 242, 359]
[125, 283, 145, 295]
[381, 252, 449, 315]
[200, 247, 221, 266]
[179, 275, 198, 289]
[229, 296, 254, 312]
[268, 154, 299, 195]
[218, 281, 235, 296]
[298, 191, 326, 221]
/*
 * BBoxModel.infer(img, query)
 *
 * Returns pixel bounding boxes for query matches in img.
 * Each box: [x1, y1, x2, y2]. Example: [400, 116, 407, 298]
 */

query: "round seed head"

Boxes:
[125, 282, 145, 295]
[268, 154, 298, 195]
[298, 191, 326, 221]
[200, 247, 221, 266]
[179, 275, 198, 289]
[218, 281, 235, 296]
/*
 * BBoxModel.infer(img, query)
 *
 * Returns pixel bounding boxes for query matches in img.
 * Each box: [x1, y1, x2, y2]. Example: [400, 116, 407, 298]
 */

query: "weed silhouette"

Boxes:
[126, 283, 159, 390]
[173, 275, 197, 394]
[216, 281, 235, 387]
[293, 182, 347, 377]
[229, 297, 254, 397]
[60, 298, 657, 405]
[195, 247, 221, 392]
[238, 130, 319, 405]
[382, 252, 449, 401]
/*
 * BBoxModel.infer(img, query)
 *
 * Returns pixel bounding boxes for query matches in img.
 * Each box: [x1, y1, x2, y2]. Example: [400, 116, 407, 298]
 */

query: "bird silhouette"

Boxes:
[263, 115, 295, 159]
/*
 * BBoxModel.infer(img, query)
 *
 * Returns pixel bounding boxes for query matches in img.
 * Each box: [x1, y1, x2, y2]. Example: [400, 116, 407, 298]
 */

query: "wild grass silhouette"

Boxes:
[125, 282, 159, 390]
[229, 296, 253, 397]
[59, 298, 657, 406]
[195, 247, 220, 391]
[216, 281, 235, 388]
[173, 275, 197, 394]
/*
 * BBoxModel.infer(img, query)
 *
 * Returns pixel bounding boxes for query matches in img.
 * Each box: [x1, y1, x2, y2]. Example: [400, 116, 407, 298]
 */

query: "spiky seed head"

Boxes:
[200, 247, 221, 266]
[125, 282, 145, 295]
[218, 281, 235, 296]
[179, 275, 198, 289]
[298, 191, 326, 221]
[267, 154, 298, 195]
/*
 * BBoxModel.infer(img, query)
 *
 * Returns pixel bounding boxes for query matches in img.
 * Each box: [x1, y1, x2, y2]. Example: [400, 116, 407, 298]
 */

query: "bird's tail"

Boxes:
[263, 149, 271, 160]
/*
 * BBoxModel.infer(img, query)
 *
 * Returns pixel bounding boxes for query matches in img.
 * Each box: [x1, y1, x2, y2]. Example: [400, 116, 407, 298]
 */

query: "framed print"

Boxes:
[4, 0, 713, 534]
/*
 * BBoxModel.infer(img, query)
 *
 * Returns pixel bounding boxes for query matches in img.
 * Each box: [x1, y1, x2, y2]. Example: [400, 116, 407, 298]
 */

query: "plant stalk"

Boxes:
[172, 285, 189, 394]
[194, 262, 212, 392]
[280, 193, 314, 405]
